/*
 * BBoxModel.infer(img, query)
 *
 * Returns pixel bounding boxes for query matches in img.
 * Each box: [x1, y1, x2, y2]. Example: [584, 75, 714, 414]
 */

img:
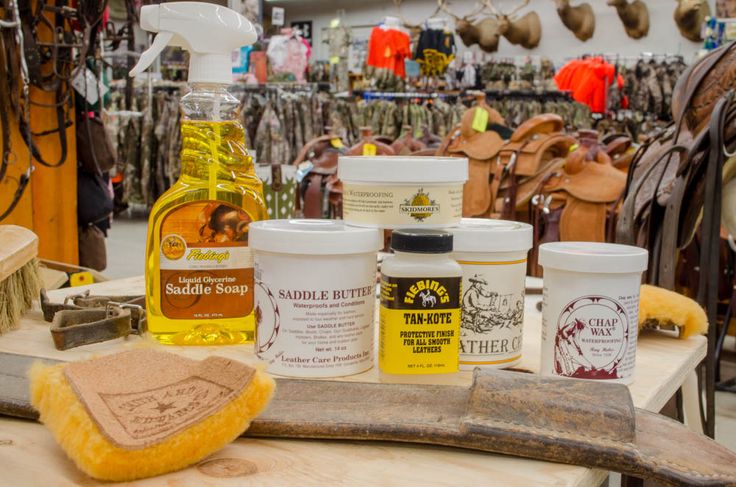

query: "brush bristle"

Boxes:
[0, 258, 41, 334]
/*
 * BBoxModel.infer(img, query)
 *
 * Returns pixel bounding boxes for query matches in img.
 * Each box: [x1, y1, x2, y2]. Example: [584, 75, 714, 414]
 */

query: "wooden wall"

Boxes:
[0, 8, 78, 265]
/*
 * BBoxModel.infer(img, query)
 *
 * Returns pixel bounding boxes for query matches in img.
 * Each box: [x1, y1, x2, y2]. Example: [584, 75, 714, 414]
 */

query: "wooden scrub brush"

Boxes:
[0, 225, 41, 333]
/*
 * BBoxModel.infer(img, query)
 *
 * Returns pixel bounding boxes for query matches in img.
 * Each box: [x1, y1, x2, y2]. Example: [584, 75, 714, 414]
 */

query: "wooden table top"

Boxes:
[0, 276, 707, 486]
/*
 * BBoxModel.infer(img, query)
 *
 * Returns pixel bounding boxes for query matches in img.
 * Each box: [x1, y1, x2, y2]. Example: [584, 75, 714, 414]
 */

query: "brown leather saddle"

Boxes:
[438, 106, 576, 221]
[494, 114, 578, 221]
[616, 41, 736, 437]
[390, 126, 427, 155]
[347, 127, 397, 156]
[520, 130, 627, 275]
[437, 102, 508, 217]
[292, 134, 348, 219]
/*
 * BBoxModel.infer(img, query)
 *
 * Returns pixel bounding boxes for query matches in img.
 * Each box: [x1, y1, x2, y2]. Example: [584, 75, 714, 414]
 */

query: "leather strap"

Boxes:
[50, 306, 138, 351]
[40, 290, 146, 350]
[303, 173, 324, 218]
[616, 142, 687, 249]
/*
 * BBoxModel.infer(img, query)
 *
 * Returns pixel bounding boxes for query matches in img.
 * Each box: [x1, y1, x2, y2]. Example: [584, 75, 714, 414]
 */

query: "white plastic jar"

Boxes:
[249, 220, 382, 378]
[338, 156, 468, 229]
[449, 219, 533, 369]
[539, 242, 648, 385]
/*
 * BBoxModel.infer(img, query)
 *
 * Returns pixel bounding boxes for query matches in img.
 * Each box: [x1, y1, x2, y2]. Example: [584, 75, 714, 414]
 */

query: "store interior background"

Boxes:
[267, 0, 706, 61]
[106, 0, 736, 451]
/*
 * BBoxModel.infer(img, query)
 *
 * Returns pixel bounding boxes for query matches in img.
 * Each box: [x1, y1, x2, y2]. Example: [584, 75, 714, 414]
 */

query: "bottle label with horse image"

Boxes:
[379, 276, 461, 374]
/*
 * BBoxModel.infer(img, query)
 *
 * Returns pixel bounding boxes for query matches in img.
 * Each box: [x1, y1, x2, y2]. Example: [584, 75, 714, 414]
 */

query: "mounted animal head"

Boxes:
[438, 0, 500, 52]
[439, 0, 541, 53]
[554, 0, 595, 41]
[484, 0, 542, 50]
[674, 0, 710, 42]
[607, 0, 649, 39]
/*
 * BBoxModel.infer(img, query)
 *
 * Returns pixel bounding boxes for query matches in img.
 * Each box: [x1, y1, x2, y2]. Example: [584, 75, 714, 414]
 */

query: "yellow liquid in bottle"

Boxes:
[145, 120, 267, 345]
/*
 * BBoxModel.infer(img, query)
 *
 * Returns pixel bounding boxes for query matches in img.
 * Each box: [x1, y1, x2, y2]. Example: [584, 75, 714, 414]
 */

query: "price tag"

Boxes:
[70, 272, 94, 287]
[331, 138, 344, 149]
[471, 108, 489, 133]
[329, 56, 340, 65]
[296, 161, 314, 183]
[363, 143, 377, 156]
[272, 7, 285, 27]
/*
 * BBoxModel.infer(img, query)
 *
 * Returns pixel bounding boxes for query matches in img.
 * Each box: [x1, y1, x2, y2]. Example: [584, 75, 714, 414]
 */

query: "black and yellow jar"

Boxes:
[379, 229, 462, 381]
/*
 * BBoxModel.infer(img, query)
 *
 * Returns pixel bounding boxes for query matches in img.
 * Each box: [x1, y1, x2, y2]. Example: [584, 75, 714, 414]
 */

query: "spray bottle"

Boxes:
[130, 2, 267, 345]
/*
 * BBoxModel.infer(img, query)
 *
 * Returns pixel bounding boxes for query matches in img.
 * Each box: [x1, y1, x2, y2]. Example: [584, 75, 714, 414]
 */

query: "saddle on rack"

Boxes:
[615, 41, 736, 437]
[494, 114, 577, 221]
[438, 108, 576, 221]
[390, 126, 427, 155]
[438, 103, 506, 217]
[292, 134, 347, 219]
[522, 134, 627, 275]
[617, 42, 736, 288]
[347, 127, 396, 156]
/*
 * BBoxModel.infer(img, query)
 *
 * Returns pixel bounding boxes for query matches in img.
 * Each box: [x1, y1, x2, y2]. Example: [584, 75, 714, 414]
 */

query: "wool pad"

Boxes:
[29, 349, 275, 481]
[639, 284, 708, 338]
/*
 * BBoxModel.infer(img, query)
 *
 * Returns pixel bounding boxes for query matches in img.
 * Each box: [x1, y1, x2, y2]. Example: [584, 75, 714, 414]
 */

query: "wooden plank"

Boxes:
[38, 267, 68, 291]
[0, 417, 605, 487]
[0, 277, 707, 486]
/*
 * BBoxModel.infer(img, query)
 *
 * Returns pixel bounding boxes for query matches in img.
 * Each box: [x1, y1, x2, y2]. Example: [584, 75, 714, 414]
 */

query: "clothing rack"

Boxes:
[484, 89, 574, 102]
[355, 90, 453, 101]
[231, 82, 331, 93]
[566, 53, 688, 67]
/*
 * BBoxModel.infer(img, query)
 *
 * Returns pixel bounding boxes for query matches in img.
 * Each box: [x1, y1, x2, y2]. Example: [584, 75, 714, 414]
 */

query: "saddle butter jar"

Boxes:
[448, 219, 533, 370]
[539, 242, 648, 385]
[338, 156, 468, 229]
[379, 229, 462, 381]
[249, 220, 382, 378]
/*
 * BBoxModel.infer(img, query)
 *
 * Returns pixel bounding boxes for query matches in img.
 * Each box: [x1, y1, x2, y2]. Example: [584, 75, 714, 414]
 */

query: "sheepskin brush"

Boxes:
[639, 284, 708, 338]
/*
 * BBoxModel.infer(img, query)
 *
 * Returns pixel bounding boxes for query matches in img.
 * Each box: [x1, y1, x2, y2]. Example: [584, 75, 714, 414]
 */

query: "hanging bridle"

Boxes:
[0, 0, 111, 221]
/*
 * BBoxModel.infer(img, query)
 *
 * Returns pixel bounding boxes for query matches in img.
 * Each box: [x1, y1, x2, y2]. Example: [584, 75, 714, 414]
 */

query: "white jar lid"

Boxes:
[338, 156, 468, 184]
[449, 218, 533, 253]
[539, 242, 648, 274]
[249, 219, 382, 255]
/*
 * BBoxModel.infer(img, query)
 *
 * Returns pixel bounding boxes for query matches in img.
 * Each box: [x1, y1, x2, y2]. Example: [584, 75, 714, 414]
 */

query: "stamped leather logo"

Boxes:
[99, 377, 234, 443]
[64, 350, 255, 450]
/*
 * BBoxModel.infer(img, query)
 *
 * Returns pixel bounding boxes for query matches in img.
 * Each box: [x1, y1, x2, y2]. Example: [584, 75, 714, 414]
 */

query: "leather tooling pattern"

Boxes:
[98, 377, 235, 445]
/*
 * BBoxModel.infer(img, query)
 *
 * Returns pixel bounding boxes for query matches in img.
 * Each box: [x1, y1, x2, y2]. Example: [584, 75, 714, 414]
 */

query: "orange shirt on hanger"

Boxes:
[367, 27, 411, 78]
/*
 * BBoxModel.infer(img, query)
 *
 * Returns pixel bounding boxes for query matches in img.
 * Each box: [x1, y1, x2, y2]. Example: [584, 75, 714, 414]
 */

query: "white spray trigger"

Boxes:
[129, 31, 174, 78]
[127, 2, 258, 85]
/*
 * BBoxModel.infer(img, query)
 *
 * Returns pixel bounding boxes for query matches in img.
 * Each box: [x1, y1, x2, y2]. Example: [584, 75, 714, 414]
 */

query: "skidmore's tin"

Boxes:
[449, 219, 533, 369]
[338, 156, 468, 229]
[539, 242, 648, 385]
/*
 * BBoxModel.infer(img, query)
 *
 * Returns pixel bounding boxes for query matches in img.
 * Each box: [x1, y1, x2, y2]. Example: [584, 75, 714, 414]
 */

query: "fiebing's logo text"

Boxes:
[404, 279, 450, 306]
[187, 249, 230, 264]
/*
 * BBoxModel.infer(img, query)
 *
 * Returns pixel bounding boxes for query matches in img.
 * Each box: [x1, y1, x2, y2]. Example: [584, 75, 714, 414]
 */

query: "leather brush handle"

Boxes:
[1, 352, 734, 486]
